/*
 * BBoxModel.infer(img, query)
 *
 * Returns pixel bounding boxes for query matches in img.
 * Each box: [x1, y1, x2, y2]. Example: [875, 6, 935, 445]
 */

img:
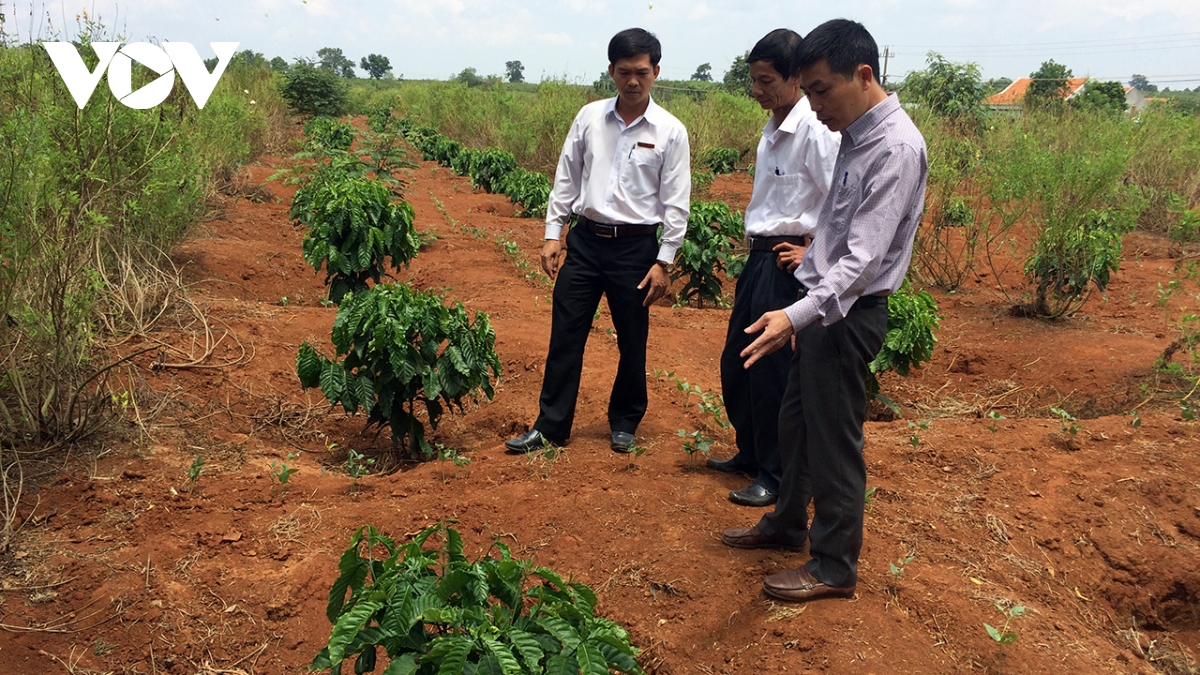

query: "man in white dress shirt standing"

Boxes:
[708, 29, 839, 507]
[505, 28, 691, 454]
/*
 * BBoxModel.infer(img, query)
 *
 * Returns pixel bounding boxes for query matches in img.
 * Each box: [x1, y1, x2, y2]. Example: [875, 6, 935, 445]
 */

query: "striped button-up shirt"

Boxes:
[783, 93, 928, 331]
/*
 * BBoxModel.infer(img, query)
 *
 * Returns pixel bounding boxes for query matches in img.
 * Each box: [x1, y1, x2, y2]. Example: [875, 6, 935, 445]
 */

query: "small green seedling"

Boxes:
[624, 443, 647, 468]
[186, 455, 205, 493]
[346, 448, 375, 492]
[887, 553, 915, 598]
[1128, 409, 1142, 428]
[984, 410, 1005, 433]
[985, 603, 1027, 673]
[269, 460, 299, 494]
[1182, 402, 1198, 421]
[436, 445, 471, 482]
[678, 429, 713, 458]
[279, 296, 290, 306]
[907, 419, 929, 448]
[864, 486, 878, 512]
[1050, 406, 1081, 436]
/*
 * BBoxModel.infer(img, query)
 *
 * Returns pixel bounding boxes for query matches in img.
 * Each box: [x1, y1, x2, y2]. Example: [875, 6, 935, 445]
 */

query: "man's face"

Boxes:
[609, 54, 659, 108]
[749, 60, 800, 113]
[798, 58, 870, 132]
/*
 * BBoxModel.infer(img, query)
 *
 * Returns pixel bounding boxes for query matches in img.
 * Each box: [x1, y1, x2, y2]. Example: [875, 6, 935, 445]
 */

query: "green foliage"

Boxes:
[1025, 60, 1072, 113]
[593, 71, 616, 95]
[450, 147, 480, 177]
[1023, 207, 1135, 318]
[1129, 74, 1157, 93]
[723, 51, 752, 96]
[985, 602, 1026, 672]
[345, 448, 375, 480]
[297, 283, 501, 457]
[910, 113, 984, 291]
[498, 169, 553, 219]
[269, 460, 299, 486]
[419, 134, 464, 166]
[902, 52, 987, 125]
[468, 148, 519, 193]
[1070, 80, 1127, 116]
[318, 47, 357, 78]
[360, 54, 391, 80]
[282, 60, 349, 117]
[312, 524, 644, 675]
[291, 169, 421, 303]
[506, 60, 525, 84]
[455, 67, 485, 88]
[699, 147, 738, 174]
[1050, 406, 1081, 436]
[186, 455, 206, 491]
[304, 116, 356, 153]
[869, 282, 942, 407]
[677, 429, 714, 457]
[672, 202, 743, 308]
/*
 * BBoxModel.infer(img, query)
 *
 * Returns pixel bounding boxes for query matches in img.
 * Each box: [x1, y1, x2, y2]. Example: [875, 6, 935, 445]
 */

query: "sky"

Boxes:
[4, 0, 1200, 89]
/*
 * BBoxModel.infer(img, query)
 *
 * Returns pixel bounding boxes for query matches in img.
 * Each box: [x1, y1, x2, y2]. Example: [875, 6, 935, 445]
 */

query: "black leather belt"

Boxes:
[748, 235, 811, 251]
[578, 215, 660, 238]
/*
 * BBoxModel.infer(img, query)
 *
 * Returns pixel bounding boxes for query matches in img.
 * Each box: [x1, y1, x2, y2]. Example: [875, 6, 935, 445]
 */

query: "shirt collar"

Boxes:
[605, 95, 663, 128]
[843, 93, 901, 147]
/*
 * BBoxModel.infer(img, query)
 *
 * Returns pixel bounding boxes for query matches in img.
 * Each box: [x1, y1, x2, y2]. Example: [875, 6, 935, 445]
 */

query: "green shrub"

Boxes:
[869, 282, 942, 414]
[297, 284, 501, 457]
[468, 148, 518, 193]
[291, 171, 420, 303]
[303, 115, 356, 153]
[1023, 207, 1135, 318]
[700, 147, 739, 174]
[673, 201, 742, 308]
[419, 134, 463, 166]
[281, 60, 348, 117]
[499, 168, 553, 218]
[451, 147, 480, 176]
[311, 523, 643, 675]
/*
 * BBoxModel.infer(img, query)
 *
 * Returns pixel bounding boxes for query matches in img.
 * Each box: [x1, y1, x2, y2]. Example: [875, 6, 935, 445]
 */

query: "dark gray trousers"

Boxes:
[757, 296, 888, 588]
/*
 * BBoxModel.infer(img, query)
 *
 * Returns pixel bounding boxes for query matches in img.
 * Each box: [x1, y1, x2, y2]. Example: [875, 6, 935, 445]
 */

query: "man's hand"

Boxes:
[774, 242, 806, 274]
[638, 263, 670, 307]
[740, 310, 795, 368]
[541, 239, 566, 280]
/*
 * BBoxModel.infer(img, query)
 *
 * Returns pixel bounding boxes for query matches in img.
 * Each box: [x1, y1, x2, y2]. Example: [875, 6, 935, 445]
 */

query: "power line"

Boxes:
[890, 31, 1200, 49]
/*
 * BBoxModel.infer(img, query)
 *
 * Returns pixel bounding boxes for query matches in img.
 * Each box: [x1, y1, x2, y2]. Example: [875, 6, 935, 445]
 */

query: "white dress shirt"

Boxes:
[544, 97, 691, 264]
[743, 96, 840, 239]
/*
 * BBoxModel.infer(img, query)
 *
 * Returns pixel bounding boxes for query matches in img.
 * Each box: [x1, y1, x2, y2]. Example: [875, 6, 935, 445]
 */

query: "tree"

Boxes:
[901, 52, 986, 123]
[233, 49, 266, 68]
[593, 70, 615, 94]
[360, 53, 391, 79]
[269, 56, 288, 72]
[691, 63, 712, 82]
[317, 47, 356, 78]
[1071, 80, 1127, 116]
[1025, 60, 1072, 113]
[454, 67, 484, 87]
[1129, 74, 1158, 93]
[281, 59, 348, 116]
[985, 77, 1013, 95]
[505, 60, 525, 83]
[723, 51, 751, 96]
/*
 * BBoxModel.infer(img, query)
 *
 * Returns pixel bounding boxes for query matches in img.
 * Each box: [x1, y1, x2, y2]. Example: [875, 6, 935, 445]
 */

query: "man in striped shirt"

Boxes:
[721, 19, 929, 603]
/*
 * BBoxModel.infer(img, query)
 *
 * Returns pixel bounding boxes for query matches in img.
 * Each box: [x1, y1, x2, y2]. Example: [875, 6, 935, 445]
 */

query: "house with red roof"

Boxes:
[986, 77, 1150, 114]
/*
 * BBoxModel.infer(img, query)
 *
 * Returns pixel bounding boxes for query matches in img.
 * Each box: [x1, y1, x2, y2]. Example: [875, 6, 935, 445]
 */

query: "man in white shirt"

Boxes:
[505, 28, 691, 454]
[708, 29, 839, 507]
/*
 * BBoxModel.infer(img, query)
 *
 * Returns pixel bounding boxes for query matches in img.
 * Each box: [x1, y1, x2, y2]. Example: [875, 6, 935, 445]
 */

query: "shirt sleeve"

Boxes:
[801, 122, 840, 199]
[544, 110, 587, 240]
[656, 125, 691, 263]
[783, 143, 924, 331]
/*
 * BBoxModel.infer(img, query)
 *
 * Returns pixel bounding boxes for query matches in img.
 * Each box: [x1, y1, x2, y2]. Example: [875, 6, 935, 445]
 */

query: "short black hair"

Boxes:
[796, 19, 880, 83]
[608, 28, 662, 66]
[748, 28, 803, 80]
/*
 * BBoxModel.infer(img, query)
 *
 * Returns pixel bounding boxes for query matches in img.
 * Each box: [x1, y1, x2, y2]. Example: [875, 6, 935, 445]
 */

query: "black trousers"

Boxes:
[757, 296, 888, 588]
[533, 225, 658, 442]
[719, 250, 801, 492]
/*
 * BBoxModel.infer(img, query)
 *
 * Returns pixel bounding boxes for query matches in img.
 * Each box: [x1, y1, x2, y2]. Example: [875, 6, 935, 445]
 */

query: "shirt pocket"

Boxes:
[621, 146, 663, 197]
[828, 174, 856, 233]
[766, 173, 804, 219]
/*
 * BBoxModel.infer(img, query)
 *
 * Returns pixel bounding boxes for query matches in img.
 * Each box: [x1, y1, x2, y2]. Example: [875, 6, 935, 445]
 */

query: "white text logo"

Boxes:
[42, 42, 239, 109]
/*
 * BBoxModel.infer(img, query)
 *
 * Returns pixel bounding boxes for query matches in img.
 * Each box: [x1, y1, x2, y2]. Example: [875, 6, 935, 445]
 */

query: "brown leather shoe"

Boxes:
[721, 526, 805, 552]
[763, 566, 856, 602]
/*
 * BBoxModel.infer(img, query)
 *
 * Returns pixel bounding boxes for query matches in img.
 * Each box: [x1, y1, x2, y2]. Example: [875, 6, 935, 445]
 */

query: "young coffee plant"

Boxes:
[312, 524, 645, 675]
[297, 283, 501, 458]
[437, 444, 472, 482]
[186, 455, 205, 493]
[1050, 406, 1081, 436]
[303, 116, 356, 154]
[887, 553, 915, 598]
[498, 168, 553, 219]
[985, 410, 1005, 449]
[1022, 207, 1136, 318]
[985, 602, 1027, 673]
[291, 169, 421, 304]
[678, 429, 714, 458]
[468, 148, 518, 194]
[869, 281, 942, 415]
[269, 459, 299, 496]
[345, 448, 374, 492]
[418, 134, 463, 167]
[673, 201, 742, 308]
[700, 147, 739, 174]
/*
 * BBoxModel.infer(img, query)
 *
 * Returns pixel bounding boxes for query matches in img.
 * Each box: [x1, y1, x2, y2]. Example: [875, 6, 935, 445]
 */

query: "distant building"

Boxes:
[986, 78, 1150, 114]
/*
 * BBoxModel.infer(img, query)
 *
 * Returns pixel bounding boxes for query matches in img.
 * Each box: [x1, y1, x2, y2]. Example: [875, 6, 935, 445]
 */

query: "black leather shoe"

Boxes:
[610, 431, 636, 453]
[706, 455, 755, 475]
[729, 483, 778, 507]
[504, 429, 554, 454]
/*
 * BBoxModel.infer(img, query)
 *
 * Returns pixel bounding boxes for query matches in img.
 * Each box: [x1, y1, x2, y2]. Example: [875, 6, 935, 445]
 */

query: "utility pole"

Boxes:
[882, 46, 891, 88]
